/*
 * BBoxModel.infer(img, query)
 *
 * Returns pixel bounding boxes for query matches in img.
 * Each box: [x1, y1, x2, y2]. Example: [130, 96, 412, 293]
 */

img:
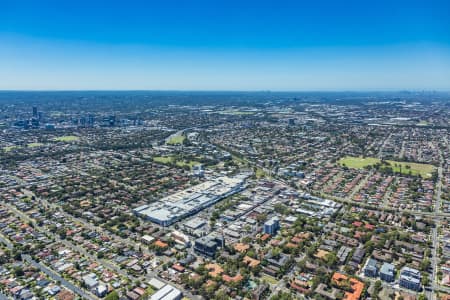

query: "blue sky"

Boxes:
[1, 0, 449, 90]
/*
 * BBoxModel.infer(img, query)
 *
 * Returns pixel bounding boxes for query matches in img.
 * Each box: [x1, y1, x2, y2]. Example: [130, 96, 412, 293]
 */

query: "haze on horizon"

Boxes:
[1, 0, 450, 91]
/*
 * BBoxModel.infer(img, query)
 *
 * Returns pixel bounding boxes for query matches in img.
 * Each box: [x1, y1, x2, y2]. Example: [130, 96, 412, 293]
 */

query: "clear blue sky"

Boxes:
[1, 0, 449, 90]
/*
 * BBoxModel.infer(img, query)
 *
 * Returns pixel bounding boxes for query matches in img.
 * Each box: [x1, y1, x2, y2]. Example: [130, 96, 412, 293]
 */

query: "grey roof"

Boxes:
[367, 258, 378, 268]
[380, 262, 395, 274]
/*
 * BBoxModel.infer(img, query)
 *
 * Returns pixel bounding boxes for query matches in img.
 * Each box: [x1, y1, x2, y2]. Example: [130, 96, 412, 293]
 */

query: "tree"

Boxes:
[105, 290, 119, 300]
[215, 289, 229, 300]
[420, 259, 430, 271]
[14, 267, 24, 277]
[325, 252, 338, 267]
[418, 294, 426, 300]
[373, 280, 382, 298]
[270, 291, 294, 300]
[271, 247, 282, 259]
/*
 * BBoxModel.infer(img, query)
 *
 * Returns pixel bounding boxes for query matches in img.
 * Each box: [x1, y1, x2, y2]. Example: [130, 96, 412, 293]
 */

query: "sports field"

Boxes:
[153, 156, 200, 169]
[28, 143, 44, 147]
[3, 146, 21, 152]
[167, 134, 185, 145]
[53, 135, 80, 142]
[338, 156, 435, 178]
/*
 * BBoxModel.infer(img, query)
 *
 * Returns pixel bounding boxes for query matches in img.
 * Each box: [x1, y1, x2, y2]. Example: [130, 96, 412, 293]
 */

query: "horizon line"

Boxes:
[0, 89, 449, 93]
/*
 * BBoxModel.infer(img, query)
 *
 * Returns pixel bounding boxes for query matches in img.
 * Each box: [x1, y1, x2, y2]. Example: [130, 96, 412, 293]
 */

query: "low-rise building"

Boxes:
[194, 236, 219, 257]
[150, 284, 182, 300]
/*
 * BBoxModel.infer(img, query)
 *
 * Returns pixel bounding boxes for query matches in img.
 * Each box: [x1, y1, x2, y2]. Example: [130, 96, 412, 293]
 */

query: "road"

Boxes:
[0, 234, 14, 250]
[378, 132, 393, 159]
[429, 159, 444, 299]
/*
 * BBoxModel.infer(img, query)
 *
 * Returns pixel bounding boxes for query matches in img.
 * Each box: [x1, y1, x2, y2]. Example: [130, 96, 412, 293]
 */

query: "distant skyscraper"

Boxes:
[109, 115, 116, 126]
[32, 106, 38, 118]
[88, 115, 95, 127]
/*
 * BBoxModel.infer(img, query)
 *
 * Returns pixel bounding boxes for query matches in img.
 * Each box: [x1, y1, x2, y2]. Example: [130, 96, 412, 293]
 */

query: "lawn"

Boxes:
[27, 143, 44, 148]
[338, 156, 435, 178]
[153, 156, 174, 164]
[255, 168, 267, 178]
[167, 134, 185, 145]
[53, 135, 80, 142]
[261, 275, 279, 285]
[144, 287, 155, 296]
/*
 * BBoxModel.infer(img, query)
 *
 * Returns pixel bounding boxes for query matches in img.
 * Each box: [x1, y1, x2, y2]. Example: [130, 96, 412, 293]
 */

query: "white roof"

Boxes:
[142, 235, 155, 242]
[150, 284, 182, 300]
[148, 278, 166, 290]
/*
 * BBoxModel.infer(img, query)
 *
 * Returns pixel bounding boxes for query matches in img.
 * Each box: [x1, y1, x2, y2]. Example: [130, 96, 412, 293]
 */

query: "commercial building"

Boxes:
[183, 217, 206, 231]
[171, 230, 190, 247]
[399, 267, 421, 291]
[194, 236, 219, 257]
[134, 175, 246, 226]
[380, 263, 395, 282]
[264, 216, 280, 235]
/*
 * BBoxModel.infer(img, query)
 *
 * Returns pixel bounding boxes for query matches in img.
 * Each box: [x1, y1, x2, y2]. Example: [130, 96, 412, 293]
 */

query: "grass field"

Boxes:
[27, 143, 44, 148]
[167, 134, 185, 145]
[153, 156, 174, 164]
[3, 146, 21, 152]
[339, 156, 435, 178]
[339, 157, 380, 169]
[53, 135, 80, 142]
[176, 160, 200, 168]
[153, 156, 200, 169]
